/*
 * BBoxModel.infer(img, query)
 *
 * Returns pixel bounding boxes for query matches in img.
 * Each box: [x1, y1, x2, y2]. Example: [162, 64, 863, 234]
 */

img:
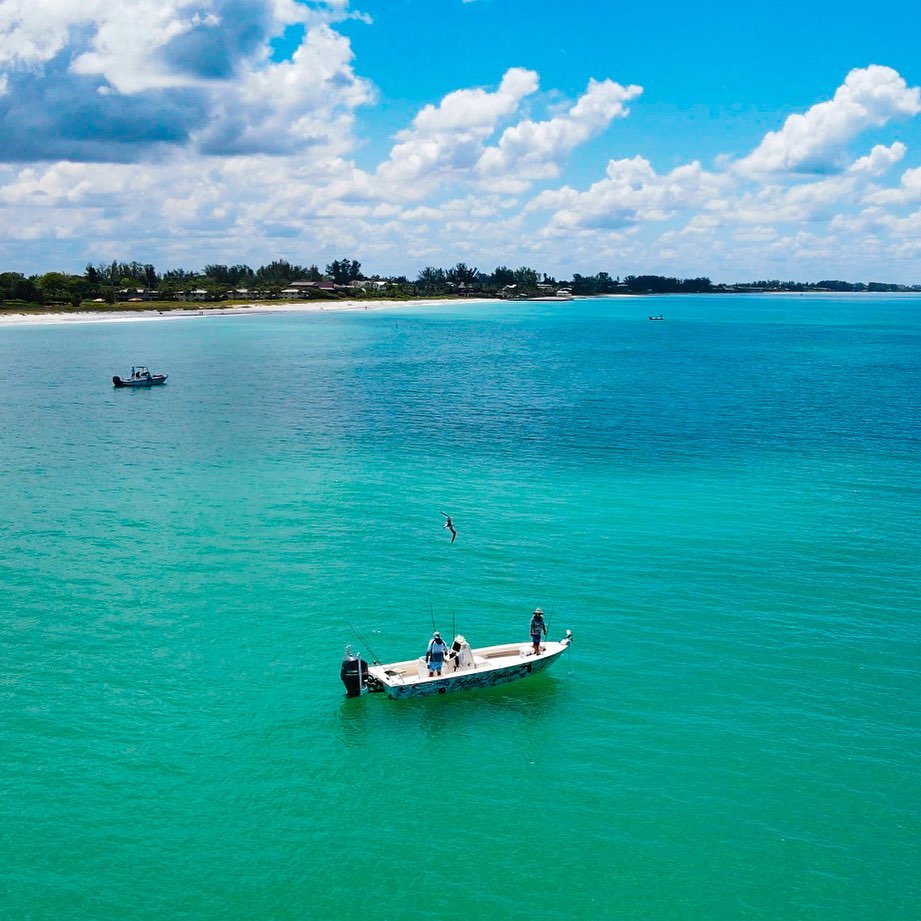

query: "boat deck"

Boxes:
[367, 640, 566, 691]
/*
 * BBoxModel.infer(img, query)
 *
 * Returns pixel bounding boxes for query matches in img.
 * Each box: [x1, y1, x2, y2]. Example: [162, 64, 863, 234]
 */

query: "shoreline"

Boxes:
[0, 297, 501, 327]
[4, 288, 911, 328]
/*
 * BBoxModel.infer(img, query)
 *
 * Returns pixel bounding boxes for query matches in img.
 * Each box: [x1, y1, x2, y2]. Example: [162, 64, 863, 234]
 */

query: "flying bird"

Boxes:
[441, 513, 457, 543]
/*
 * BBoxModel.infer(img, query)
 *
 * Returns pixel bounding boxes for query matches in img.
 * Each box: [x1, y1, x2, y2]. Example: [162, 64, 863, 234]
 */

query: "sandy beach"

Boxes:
[0, 298, 500, 327]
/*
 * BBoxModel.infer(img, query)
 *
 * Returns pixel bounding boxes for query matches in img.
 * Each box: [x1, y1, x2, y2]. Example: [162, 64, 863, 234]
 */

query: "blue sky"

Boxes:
[2, 0, 920, 283]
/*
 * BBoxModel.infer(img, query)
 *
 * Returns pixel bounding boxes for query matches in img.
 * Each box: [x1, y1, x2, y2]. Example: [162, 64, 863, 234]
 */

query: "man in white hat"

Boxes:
[529, 607, 547, 655]
[425, 631, 449, 676]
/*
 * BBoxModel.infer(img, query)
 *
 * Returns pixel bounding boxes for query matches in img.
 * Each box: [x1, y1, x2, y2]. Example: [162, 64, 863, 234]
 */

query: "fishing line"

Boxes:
[347, 621, 381, 664]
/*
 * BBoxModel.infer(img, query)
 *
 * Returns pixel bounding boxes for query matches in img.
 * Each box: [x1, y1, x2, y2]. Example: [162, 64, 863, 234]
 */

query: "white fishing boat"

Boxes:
[341, 630, 573, 699]
[112, 366, 168, 387]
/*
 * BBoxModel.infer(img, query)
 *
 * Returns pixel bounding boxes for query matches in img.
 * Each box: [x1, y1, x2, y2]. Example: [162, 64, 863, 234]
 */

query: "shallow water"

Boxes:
[1, 294, 919, 919]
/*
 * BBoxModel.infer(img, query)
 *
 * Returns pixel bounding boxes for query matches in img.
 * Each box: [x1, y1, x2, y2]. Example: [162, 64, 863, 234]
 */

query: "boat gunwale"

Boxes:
[366, 638, 570, 690]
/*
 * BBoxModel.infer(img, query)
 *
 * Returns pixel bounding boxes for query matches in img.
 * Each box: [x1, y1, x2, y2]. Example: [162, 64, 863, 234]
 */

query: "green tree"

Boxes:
[36, 272, 87, 307]
[446, 263, 478, 286]
[0, 272, 40, 305]
[415, 266, 446, 293]
[204, 264, 255, 286]
[325, 259, 362, 285]
[491, 266, 516, 288]
[513, 266, 539, 290]
[256, 260, 303, 284]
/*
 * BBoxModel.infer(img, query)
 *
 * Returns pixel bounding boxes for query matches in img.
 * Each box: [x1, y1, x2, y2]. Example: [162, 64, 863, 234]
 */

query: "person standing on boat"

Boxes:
[425, 631, 449, 677]
[530, 608, 547, 655]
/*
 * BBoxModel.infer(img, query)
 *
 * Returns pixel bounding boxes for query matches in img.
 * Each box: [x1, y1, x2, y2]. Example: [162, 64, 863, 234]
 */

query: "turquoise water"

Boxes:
[1, 294, 919, 920]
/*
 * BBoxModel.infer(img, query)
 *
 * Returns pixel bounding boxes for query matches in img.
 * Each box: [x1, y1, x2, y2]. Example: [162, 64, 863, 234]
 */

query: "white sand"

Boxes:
[0, 298, 498, 327]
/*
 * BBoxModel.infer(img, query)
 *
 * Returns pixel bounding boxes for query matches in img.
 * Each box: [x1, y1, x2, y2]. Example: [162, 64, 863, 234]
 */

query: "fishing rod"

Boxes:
[346, 620, 382, 664]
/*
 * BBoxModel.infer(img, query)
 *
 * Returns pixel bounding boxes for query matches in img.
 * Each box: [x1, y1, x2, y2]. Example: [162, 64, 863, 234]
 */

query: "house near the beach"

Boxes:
[281, 280, 337, 298]
[116, 287, 159, 301]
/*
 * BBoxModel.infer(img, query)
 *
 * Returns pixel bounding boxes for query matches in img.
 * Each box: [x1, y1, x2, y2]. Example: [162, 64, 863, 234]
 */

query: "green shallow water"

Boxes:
[1, 295, 919, 920]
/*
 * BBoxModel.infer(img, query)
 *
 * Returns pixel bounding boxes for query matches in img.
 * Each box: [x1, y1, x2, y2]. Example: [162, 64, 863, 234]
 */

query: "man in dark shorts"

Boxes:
[529, 607, 547, 655]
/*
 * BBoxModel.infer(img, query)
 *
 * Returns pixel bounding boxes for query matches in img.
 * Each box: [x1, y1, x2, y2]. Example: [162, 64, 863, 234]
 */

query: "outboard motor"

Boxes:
[340, 646, 370, 697]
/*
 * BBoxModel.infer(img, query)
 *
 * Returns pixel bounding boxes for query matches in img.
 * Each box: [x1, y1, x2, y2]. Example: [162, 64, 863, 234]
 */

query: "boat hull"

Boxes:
[367, 637, 571, 700]
[113, 375, 168, 387]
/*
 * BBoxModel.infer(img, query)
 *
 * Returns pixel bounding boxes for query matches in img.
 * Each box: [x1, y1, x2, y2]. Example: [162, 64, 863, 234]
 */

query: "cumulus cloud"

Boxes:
[521, 65, 921, 280]
[849, 142, 906, 176]
[864, 165, 921, 205]
[374, 68, 539, 191]
[735, 65, 921, 176]
[0, 54, 210, 162]
[373, 71, 642, 201]
[0, 0, 105, 71]
[0, 0, 372, 161]
[1, 23, 921, 285]
[192, 23, 374, 156]
[476, 78, 642, 185]
[723, 175, 862, 226]
[532, 156, 729, 232]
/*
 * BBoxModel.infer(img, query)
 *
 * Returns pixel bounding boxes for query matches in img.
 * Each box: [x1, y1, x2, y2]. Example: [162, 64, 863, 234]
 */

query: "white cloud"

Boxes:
[0, 0, 108, 70]
[374, 68, 539, 191]
[863, 165, 921, 206]
[1, 20, 921, 287]
[476, 78, 642, 184]
[849, 142, 906, 176]
[735, 65, 921, 176]
[0, 0, 356, 82]
[532, 156, 730, 231]
[369, 73, 642, 202]
[725, 176, 862, 226]
[192, 23, 374, 156]
[0, 0, 372, 161]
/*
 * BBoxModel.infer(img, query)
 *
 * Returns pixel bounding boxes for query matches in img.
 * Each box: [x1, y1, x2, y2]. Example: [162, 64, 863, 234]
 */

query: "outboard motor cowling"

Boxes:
[341, 646, 370, 697]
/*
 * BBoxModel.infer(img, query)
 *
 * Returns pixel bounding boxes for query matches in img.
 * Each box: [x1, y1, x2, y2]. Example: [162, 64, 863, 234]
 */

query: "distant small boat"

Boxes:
[341, 630, 573, 699]
[112, 366, 168, 387]
[648, 314, 664, 321]
[524, 289, 575, 302]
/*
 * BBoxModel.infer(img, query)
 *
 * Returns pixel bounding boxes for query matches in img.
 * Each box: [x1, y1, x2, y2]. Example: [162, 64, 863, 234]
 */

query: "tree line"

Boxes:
[1, 257, 918, 309]
[0, 259, 369, 309]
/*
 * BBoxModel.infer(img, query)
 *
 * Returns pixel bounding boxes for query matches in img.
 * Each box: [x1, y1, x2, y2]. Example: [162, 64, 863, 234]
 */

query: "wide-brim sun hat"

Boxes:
[533, 607, 543, 614]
